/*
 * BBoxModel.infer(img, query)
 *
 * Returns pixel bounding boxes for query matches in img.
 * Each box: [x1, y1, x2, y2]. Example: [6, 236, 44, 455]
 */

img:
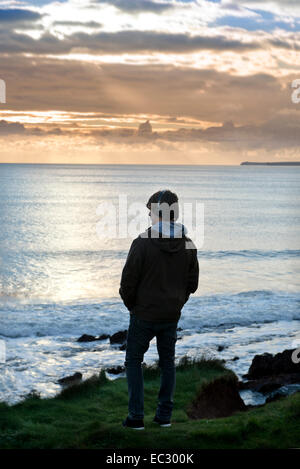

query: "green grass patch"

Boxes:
[0, 357, 299, 449]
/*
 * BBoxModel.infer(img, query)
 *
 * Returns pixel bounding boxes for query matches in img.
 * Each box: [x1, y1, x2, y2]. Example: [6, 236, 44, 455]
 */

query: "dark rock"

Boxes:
[217, 345, 225, 352]
[239, 373, 300, 393]
[247, 349, 300, 379]
[231, 356, 239, 361]
[119, 343, 126, 351]
[23, 390, 41, 400]
[106, 366, 125, 375]
[58, 372, 82, 386]
[266, 393, 284, 404]
[110, 330, 127, 344]
[77, 333, 110, 342]
[246, 403, 264, 410]
[239, 349, 300, 394]
[177, 327, 183, 332]
[98, 334, 110, 341]
[240, 348, 300, 397]
[258, 381, 282, 394]
[77, 334, 97, 342]
[187, 374, 247, 419]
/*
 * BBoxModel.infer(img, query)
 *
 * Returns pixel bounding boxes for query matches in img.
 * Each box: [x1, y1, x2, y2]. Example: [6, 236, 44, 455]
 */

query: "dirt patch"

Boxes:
[187, 374, 247, 420]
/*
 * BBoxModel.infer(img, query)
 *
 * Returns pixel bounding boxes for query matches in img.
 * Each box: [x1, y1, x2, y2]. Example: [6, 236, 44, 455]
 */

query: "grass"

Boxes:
[0, 357, 299, 449]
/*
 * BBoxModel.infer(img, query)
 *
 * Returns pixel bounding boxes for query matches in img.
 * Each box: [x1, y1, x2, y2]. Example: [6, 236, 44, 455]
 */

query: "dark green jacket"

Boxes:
[119, 222, 199, 322]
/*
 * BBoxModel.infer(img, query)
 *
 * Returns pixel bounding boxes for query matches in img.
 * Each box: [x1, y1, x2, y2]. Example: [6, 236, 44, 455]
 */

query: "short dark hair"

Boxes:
[146, 189, 179, 221]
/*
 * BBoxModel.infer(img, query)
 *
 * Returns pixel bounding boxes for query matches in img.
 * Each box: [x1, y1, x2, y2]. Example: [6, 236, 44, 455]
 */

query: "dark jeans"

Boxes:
[124, 314, 178, 421]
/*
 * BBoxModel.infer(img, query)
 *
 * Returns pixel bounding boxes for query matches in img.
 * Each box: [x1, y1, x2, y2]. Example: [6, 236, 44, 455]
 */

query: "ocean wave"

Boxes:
[0, 249, 128, 260]
[1, 248, 299, 262]
[0, 290, 299, 339]
[235, 290, 274, 297]
[199, 249, 300, 259]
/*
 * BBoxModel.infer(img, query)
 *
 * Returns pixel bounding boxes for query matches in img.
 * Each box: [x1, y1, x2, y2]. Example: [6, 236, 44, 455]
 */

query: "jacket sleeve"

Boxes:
[119, 237, 145, 311]
[185, 248, 199, 303]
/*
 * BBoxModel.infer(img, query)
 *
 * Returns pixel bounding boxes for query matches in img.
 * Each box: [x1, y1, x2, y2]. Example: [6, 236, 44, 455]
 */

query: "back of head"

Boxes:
[146, 189, 179, 222]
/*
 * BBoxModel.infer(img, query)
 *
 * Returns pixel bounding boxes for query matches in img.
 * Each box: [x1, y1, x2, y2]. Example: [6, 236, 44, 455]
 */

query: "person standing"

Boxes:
[119, 189, 199, 430]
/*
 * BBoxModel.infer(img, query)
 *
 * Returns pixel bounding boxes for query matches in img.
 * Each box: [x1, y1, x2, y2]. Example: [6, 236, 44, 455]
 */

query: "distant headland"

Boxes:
[240, 161, 300, 166]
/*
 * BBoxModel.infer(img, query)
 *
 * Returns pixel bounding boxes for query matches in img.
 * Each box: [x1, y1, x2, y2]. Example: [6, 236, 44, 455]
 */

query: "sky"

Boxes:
[0, 0, 300, 164]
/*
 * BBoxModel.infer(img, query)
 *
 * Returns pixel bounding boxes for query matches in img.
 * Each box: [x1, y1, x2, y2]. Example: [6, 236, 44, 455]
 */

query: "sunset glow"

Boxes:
[1, 0, 300, 164]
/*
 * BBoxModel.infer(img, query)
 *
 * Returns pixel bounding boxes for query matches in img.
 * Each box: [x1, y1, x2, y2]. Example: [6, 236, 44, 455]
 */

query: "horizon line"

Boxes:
[0, 162, 240, 166]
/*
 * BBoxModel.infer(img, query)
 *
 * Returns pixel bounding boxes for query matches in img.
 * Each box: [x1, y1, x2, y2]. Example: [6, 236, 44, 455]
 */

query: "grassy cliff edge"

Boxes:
[0, 357, 299, 449]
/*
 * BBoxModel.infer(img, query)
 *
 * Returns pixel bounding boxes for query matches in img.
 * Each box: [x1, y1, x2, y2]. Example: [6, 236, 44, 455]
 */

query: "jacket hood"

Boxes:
[148, 221, 187, 253]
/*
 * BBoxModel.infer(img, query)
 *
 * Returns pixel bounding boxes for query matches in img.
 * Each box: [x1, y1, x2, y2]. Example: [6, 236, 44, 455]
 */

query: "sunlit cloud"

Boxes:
[1, 0, 300, 163]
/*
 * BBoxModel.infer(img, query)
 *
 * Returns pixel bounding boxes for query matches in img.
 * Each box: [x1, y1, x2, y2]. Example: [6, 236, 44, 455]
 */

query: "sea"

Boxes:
[0, 163, 299, 405]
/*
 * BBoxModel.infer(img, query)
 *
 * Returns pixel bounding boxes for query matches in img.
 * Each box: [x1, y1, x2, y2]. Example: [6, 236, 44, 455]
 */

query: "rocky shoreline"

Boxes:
[239, 348, 300, 404]
[57, 330, 300, 415]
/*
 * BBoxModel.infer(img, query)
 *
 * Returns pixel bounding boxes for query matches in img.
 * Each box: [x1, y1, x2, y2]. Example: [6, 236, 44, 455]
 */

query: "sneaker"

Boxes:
[153, 415, 171, 427]
[122, 416, 145, 430]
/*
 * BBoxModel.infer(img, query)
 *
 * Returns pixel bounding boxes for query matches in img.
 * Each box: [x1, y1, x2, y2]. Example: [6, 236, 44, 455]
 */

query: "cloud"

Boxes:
[85, 115, 300, 152]
[53, 20, 103, 28]
[0, 0, 299, 165]
[0, 120, 26, 134]
[214, 14, 300, 32]
[165, 117, 300, 151]
[0, 28, 261, 54]
[0, 119, 63, 136]
[69, 29, 259, 53]
[233, 0, 300, 6]
[0, 55, 291, 124]
[4, 107, 300, 152]
[228, 0, 300, 16]
[93, 0, 174, 13]
[2, 113, 300, 164]
[2, 1, 300, 56]
[138, 119, 152, 135]
[0, 8, 42, 22]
